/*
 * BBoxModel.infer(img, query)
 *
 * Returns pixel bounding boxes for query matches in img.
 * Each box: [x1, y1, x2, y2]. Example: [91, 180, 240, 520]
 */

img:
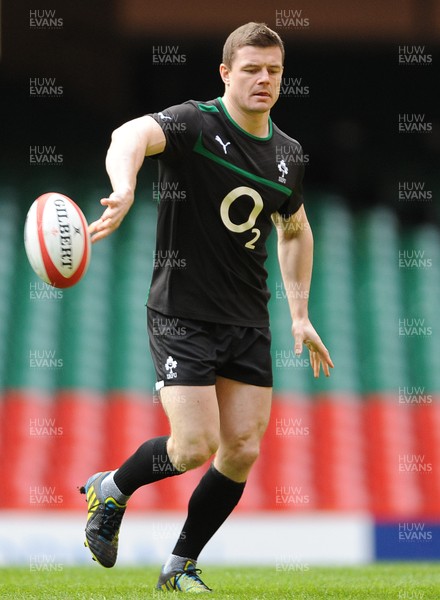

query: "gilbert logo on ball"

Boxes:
[24, 192, 91, 288]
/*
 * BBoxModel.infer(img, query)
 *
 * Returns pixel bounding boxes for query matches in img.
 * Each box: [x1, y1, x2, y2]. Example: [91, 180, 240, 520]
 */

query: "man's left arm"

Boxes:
[272, 205, 334, 378]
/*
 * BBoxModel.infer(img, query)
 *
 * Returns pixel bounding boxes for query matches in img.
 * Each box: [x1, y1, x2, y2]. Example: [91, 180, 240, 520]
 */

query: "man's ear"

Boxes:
[219, 63, 230, 86]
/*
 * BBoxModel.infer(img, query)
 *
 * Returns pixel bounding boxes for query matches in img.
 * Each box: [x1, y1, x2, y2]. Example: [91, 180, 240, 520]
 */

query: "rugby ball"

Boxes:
[24, 192, 91, 288]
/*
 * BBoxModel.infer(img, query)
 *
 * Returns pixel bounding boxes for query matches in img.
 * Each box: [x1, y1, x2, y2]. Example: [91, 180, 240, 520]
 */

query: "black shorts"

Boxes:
[147, 308, 273, 389]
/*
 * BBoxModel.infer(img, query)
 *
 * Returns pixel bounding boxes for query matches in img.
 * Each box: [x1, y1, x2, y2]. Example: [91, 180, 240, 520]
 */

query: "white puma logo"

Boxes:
[215, 135, 231, 154]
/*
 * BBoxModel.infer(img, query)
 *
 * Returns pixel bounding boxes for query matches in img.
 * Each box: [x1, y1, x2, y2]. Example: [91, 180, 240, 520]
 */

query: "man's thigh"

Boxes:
[160, 384, 220, 448]
[160, 379, 272, 443]
[215, 376, 272, 444]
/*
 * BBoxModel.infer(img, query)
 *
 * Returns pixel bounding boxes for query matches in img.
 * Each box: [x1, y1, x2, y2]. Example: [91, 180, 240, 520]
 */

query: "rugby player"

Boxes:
[81, 22, 333, 592]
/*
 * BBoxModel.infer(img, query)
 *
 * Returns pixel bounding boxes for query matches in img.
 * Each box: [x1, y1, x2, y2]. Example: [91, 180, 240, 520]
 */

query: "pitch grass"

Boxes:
[1, 564, 439, 599]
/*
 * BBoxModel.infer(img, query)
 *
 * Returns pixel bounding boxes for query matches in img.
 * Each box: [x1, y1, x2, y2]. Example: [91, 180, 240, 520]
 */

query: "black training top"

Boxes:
[146, 97, 304, 327]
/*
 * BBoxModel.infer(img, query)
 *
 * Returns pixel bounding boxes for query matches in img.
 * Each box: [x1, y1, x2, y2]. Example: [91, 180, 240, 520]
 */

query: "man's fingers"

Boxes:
[88, 218, 105, 236]
[88, 217, 114, 244]
[309, 349, 330, 379]
[89, 222, 105, 243]
[321, 345, 335, 370]
[88, 219, 98, 235]
[321, 358, 331, 378]
[101, 196, 119, 208]
[305, 341, 333, 378]
[319, 350, 333, 377]
[88, 193, 133, 244]
[292, 323, 334, 378]
[309, 349, 316, 377]
[88, 203, 122, 242]
[310, 350, 321, 378]
[90, 230, 107, 244]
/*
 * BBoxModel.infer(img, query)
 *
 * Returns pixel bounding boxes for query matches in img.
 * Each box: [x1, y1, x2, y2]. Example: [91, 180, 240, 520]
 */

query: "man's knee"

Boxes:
[169, 435, 219, 472]
[223, 436, 261, 471]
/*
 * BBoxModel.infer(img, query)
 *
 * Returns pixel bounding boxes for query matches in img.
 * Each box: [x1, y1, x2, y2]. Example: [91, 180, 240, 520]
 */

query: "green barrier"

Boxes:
[108, 194, 157, 392]
[309, 196, 361, 394]
[4, 180, 437, 402]
[7, 232, 62, 392]
[355, 207, 408, 393]
[0, 191, 21, 390]
[269, 195, 363, 394]
[57, 193, 113, 391]
[400, 224, 440, 393]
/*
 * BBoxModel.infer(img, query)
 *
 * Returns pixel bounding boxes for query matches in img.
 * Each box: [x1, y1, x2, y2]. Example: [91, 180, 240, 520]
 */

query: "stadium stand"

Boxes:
[0, 188, 439, 521]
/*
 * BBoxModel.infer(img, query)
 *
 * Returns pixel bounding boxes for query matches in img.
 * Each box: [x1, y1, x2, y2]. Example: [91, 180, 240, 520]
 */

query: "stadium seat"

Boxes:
[412, 401, 440, 517]
[107, 197, 157, 392]
[313, 394, 369, 510]
[46, 194, 114, 508]
[0, 190, 20, 487]
[364, 396, 423, 517]
[0, 190, 19, 395]
[260, 395, 316, 511]
[308, 197, 361, 395]
[106, 391, 163, 510]
[401, 225, 440, 394]
[355, 207, 407, 394]
[1, 184, 439, 521]
[51, 390, 106, 509]
[2, 389, 56, 509]
[2, 191, 62, 509]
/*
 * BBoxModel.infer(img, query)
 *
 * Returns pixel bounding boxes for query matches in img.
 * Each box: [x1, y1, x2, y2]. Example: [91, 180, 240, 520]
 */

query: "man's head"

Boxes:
[220, 23, 284, 117]
[222, 22, 284, 70]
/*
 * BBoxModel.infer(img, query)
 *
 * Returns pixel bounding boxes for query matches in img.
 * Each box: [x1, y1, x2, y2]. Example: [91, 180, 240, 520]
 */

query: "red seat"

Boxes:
[314, 394, 369, 510]
[260, 395, 316, 511]
[49, 390, 107, 509]
[412, 397, 440, 517]
[2, 390, 56, 509]
[364, 394, 423, 517]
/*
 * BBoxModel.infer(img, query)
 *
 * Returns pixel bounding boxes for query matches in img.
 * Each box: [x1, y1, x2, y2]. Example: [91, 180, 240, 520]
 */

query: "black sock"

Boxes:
[172, 464, 245, 560]
[114, 436, 182, 496]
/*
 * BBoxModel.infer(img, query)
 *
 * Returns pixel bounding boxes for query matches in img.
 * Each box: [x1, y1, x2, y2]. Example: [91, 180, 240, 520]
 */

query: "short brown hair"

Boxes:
[222, 22, 285, 68]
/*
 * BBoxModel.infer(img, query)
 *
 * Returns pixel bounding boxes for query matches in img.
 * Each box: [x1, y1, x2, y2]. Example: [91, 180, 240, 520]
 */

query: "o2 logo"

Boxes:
[220, 186, 263, 249]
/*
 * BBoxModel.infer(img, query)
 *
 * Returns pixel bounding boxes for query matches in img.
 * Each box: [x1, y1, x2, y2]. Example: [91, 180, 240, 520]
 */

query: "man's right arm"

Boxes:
[89, 115, 166, 243]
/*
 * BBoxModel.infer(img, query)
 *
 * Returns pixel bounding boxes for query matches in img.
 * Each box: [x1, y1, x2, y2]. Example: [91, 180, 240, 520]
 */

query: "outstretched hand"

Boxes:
[88, 191, 134, 243]
[292, 318, 334, 378]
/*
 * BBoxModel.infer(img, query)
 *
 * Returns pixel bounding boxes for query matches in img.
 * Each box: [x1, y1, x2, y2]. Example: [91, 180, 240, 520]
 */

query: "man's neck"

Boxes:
[221, 95, 270, 138]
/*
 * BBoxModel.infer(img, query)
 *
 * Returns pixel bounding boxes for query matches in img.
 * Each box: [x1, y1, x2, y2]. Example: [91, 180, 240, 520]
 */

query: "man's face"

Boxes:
[221, 45, 283, 114]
